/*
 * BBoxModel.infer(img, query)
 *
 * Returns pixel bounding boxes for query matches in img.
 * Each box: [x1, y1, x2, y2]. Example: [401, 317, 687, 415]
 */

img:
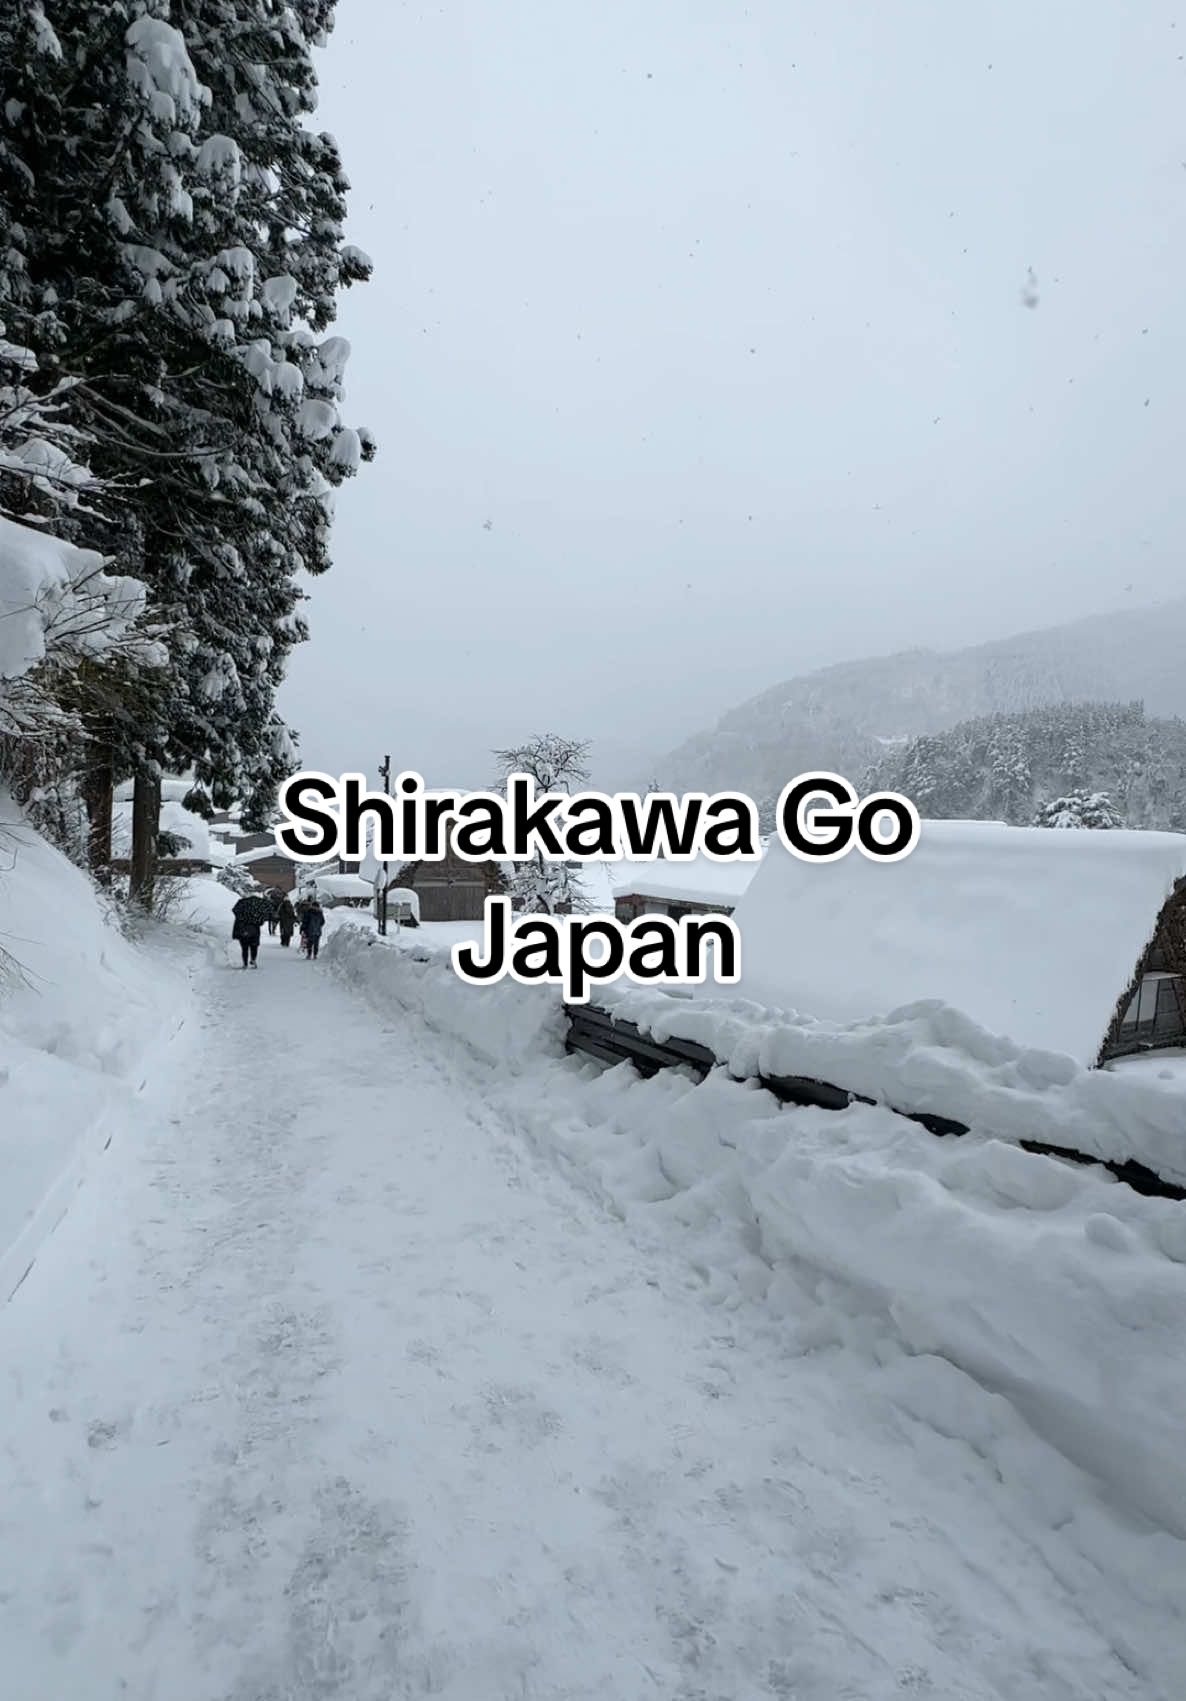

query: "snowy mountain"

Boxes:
[653, 597, 1186, 801]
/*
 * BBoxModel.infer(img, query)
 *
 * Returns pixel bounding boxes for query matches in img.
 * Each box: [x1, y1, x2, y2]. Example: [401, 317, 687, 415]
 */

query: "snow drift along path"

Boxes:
[0, 932, 1173, 1699]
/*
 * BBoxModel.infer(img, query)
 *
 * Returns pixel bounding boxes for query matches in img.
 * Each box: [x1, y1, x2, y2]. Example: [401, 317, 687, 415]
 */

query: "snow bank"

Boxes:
[0, 789, 188, 1298]
[596, 982, 1186, 1188]
[175, 873, 237, 936]
[502, 1054, 1186, 1567]
[323, 923, 564, 1071]
[324, 904, 1186, 1580]
[731, 823, 1186, 1065]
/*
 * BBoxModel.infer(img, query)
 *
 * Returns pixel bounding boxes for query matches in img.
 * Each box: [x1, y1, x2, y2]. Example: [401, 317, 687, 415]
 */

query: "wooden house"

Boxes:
[390, 848, 508, 922]
[234, 843, 298, 893]
[1102, 878, 1186, 1060]
[611, 857, 759, 925]
[233, 831, 275, 856]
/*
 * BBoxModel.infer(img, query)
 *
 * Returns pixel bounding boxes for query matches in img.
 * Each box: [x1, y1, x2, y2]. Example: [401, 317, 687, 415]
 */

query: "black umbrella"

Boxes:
[232, 894, 273, 927]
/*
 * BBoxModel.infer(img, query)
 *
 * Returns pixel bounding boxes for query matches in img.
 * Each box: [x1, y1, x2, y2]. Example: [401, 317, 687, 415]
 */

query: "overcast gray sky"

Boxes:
[280, 0, 1186, 789]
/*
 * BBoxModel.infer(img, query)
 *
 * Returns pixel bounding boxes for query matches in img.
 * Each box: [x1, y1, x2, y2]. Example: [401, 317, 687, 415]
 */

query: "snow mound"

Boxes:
[323, 924, 564, 1071]
[730, 822, 1186, 1065]
[0, 789, 187, 1296]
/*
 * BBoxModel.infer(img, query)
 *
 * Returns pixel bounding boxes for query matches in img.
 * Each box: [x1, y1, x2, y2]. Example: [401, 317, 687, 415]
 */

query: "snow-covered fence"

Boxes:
[568, 989, 1186, 1200]
[322, 915, 1186, 1198]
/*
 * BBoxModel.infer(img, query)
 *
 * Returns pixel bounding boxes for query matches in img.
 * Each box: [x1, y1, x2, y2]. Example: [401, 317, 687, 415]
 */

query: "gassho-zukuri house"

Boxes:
[723, 819, 1186, 1069]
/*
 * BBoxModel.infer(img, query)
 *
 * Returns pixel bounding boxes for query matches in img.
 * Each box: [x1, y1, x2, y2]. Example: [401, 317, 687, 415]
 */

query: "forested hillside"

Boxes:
[864, 701, 1186, 830]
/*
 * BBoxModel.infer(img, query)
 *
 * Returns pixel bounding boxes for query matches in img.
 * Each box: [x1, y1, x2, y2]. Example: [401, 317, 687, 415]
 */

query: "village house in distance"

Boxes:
[610, 857, 758, 924]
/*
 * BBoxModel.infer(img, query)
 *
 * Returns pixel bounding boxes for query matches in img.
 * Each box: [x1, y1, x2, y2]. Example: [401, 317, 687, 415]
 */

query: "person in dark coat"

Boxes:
[265, 888, 284, 936]
[232, 893, 269, 968]
[300, 898, 326, 960]
[277, 895, 296, 948]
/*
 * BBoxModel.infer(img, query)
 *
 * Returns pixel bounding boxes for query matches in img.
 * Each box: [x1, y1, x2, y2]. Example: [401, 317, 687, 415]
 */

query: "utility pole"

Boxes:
[377, 753, 391, 936]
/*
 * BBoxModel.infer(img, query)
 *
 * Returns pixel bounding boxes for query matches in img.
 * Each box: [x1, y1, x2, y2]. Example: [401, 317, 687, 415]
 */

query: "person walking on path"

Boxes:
[264, 888, 284, 937]
[231, 893, 270, 969]
[300, 897, 326, 961]
[276, 895, 296, 948]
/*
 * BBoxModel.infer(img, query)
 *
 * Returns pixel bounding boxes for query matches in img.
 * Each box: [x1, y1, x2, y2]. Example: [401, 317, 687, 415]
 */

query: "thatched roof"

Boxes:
[727, 820, 1186, 1065]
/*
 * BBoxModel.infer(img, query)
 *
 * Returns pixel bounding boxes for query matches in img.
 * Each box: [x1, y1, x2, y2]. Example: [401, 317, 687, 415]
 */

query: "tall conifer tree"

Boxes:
[0, 0, 372, 871]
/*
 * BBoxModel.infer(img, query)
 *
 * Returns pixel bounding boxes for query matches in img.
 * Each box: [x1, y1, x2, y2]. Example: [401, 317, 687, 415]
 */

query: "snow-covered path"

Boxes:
[0, 933, 1170, 1699]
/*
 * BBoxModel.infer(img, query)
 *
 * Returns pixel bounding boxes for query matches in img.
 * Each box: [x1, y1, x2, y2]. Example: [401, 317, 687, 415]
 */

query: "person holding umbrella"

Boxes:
[231, 891, 271, 968]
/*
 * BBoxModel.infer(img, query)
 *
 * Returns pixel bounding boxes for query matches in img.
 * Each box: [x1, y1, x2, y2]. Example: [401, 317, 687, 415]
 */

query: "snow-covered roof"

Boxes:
[610, 855, 760, 909]
[310, 873, 373, 901]
[727, 820, 1186, 1065]
[113, 798, 213, 862]
[233, 843, 290, 867]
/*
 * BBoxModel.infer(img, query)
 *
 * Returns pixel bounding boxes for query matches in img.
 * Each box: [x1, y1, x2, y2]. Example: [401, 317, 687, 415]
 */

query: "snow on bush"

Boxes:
[323, 923, 564, 1071]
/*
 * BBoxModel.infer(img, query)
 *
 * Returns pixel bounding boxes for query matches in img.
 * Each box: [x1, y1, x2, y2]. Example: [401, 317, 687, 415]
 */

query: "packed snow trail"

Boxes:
[0, 932, 1169, 1699]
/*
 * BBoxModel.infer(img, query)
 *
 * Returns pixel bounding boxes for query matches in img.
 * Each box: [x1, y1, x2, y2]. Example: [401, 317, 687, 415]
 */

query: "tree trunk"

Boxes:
[129, 770, 161, 910]
[80, 743, 115, 881]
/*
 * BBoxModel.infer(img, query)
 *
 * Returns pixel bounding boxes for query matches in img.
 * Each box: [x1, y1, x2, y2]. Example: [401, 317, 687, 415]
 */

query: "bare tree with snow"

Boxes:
[493, 733, 593, 915]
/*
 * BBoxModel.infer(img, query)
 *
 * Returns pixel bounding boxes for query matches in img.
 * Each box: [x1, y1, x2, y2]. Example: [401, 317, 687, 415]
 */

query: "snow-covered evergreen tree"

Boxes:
[0, 320, 96, 522]
[1032, 792, 1124, 829]
[0, 0, 373, 846]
